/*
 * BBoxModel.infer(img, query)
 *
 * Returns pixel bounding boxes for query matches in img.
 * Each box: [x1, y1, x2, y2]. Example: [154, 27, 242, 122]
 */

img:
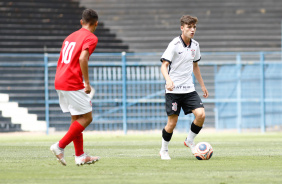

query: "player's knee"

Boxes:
[200, 113, 205, 122]
[83, 113, 93, 125]
[168, 123, 176, 129]
[167, 120, 178, 130]
[82, 117, 92, 128]
[87, 116, 93, 124]
[196, 110, 205, 122]
[165, 123, 176, 132]
[166, 115, 178, 130]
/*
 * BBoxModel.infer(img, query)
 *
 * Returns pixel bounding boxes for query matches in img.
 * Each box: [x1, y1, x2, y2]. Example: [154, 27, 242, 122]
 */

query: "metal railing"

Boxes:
[0, 52, 281, 134]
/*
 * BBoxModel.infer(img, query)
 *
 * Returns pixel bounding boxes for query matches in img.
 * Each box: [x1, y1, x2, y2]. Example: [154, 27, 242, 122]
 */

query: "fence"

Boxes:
[0, 52, 281, 134]
[45, 52, 178, 134]
[214, 53, 282, 132]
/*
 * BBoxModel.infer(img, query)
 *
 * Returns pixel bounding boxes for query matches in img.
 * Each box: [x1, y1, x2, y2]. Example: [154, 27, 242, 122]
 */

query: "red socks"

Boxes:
[73, 133, 84, 156]
[59, 121, 85, 150]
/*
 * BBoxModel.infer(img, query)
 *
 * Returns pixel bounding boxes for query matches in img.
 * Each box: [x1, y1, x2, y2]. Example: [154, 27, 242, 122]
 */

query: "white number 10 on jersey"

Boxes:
[62, 41, 76, 64]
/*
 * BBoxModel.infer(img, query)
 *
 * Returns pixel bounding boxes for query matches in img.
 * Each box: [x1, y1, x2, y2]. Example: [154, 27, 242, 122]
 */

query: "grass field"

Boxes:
[0, 131, 282, 184]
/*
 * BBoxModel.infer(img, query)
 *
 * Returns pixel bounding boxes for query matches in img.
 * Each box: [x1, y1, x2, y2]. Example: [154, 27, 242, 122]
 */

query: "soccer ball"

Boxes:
[194, 142, 213, 160]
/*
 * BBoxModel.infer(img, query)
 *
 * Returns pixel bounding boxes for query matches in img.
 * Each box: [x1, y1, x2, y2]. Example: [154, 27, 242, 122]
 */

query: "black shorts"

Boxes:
[165, 91, 204, 116]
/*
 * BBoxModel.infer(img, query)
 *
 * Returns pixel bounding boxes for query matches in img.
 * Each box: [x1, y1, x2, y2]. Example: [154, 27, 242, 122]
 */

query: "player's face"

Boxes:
[181, 24, 196, 39]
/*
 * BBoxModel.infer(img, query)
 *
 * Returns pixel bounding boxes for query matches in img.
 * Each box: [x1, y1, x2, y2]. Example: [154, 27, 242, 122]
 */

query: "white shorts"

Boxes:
[56, 89, 92, 115]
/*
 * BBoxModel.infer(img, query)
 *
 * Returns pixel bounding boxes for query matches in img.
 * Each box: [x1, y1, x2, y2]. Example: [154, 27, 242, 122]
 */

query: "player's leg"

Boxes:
[56, 111, 99, 166]
[50, 90, 69, 165]
[182, 91, 205, 154]
[184, 108, 205, 153]
[51, 111, 95, 166]
[71, 112, 100, 165]
[57, 89, 92, 149]
[160, 93, 181, 160]
[50, 90, 93, 166]
[71, 115, 84, 157]
[58, 112, 91, 150]
[50, 113, 89, 166]
[160, 114, 178, 160]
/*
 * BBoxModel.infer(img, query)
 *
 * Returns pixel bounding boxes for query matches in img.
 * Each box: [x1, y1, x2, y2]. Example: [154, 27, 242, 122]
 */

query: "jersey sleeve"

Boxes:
[82, 35, 98, 55]
[193, 44, 201, 62]
[160, 41, 175, 63]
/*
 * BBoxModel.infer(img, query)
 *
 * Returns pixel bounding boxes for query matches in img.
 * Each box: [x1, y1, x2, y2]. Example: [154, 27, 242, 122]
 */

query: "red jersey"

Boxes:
[54, 28, 98, 91]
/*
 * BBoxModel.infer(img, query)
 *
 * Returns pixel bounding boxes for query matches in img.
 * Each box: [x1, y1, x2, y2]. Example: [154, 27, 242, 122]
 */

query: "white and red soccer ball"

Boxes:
[194, 142, 213, 160]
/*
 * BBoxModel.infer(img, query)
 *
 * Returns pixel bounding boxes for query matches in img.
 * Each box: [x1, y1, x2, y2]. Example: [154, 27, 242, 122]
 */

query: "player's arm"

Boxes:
[161, 60, 174, 91]
[193, 62, 208, 98]
[79, 49, 91, 94]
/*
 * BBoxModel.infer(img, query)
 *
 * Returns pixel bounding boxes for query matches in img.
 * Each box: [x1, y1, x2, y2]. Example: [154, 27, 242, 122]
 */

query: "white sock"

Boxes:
[161, 138, 169, 151]
[186, 129, 197, 143]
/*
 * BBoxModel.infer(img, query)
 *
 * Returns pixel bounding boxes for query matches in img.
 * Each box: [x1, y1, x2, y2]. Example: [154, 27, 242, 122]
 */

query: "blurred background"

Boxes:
[0, 0, 281, 134]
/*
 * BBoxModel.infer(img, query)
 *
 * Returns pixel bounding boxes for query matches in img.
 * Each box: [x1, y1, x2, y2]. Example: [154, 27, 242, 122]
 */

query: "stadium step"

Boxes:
[0, 123, 21, 132]
[0, 93, 46, 132]
[79, 0, 282, 52]
[0, 0, 130, 53]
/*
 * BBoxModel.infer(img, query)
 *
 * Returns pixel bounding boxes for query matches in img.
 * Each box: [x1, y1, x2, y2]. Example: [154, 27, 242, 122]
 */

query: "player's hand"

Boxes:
[166, 80, 174, 91]
[84, 83, 91, 94]
[202, 86, 209, 98]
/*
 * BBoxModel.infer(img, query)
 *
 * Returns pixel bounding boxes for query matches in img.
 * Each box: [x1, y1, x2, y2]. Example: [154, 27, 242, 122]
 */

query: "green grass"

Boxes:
[0, 132, 282, 184]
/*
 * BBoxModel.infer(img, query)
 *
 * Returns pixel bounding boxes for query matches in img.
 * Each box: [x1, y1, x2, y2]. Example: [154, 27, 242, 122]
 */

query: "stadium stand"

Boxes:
[1, 0, 281, 53]
[0, 55, 46, 132]
[0, 0, 129, 53]
[80, 0, 282, 52]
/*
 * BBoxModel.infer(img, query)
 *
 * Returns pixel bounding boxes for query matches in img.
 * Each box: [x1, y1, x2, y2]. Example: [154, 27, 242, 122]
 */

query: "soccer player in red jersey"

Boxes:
[50, 9, 99, 166]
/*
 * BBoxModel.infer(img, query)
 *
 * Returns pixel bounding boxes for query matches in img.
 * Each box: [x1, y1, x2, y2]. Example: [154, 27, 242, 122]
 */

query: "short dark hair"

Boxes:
[82, 9, 98, 25]
[180, 15, 198, 26]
